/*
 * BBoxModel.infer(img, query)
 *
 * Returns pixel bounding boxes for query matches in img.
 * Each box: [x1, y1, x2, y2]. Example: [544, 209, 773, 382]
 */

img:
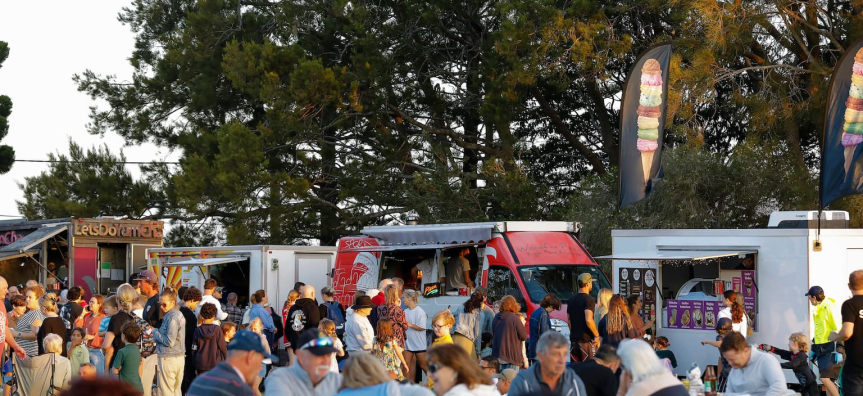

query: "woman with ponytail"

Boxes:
[718, 290, 749, 338]
[102, 283, 137, 374]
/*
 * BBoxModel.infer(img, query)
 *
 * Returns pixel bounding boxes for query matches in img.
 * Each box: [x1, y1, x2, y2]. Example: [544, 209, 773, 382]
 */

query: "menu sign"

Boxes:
[619, 267, 657, 332]
[732, 277, 742, 293]
[745, 300, 757, 331]
[691, 301, 704, 330]
[742, 271, 755, 299]
[678, 300, 693, 329]
[666, 299, 680, 328]
[704, 301, 720, 329]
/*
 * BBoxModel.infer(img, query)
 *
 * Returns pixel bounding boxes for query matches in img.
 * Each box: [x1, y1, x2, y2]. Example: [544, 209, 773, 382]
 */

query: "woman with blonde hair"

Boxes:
[403, 289, 428, 384]
[375, 284, 408, 348]
[249, 317, 270, 396]
[490, 295, 527, 372]
[598, 295, 637, 348]
[11, 285, 47, 357]
[427, 343, 497, 396]
[35, 292, 69, 356]
[594, 288, 613, 324]
[336, 351, 433, 395]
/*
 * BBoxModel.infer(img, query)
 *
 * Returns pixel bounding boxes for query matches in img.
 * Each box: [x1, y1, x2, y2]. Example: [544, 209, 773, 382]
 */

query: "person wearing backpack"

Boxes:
[319, 287, 347, 338]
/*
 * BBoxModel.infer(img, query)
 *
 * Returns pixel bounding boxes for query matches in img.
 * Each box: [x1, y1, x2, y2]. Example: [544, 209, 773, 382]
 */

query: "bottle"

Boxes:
[704, 366, 716, 396]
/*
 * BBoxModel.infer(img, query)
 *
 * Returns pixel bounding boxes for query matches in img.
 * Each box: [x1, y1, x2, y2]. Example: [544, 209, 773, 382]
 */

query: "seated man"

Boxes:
[721, 331, 787, 396]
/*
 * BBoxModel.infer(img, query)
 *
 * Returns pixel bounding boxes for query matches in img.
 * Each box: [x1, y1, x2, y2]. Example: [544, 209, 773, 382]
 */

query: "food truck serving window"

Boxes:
[519, 265, 611, 303]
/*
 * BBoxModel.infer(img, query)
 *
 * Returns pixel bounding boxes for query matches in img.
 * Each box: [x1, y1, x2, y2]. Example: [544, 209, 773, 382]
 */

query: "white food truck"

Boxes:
[145, 245, 336, 311]
[597, 211, 861, 383]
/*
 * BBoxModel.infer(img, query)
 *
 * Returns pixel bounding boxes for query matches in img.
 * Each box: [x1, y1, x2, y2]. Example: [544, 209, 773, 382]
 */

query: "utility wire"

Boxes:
[14, 159, 180, 164]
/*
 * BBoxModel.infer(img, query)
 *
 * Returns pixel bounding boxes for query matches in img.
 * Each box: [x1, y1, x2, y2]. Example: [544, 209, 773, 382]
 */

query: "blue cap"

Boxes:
[228, 330, 278, 362]
[805, 286, 823, 297]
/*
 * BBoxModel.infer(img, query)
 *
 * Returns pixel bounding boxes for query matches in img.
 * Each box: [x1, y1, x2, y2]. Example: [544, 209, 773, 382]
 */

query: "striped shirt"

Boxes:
[15, 309, 46, 357]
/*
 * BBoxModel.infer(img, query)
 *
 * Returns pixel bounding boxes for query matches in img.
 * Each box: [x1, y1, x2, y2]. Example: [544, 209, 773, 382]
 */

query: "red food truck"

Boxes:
[332, 221, 611, 338]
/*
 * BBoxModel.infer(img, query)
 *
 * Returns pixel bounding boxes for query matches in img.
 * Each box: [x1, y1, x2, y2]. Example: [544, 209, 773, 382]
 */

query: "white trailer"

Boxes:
[146, 245, 336, 311]
[597, 223, 863, 382]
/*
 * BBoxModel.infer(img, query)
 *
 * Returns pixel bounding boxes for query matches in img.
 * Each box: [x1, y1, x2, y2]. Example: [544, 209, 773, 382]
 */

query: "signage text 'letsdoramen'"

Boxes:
[73, 222, 163, 239]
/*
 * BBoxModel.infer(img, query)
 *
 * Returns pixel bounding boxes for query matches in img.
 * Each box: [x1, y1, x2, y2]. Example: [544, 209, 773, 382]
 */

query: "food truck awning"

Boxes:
[340, 243, 477, 253]
[0, 225, 68, 253]
[361, 222, 498, 246]
[165, 257, 247, 267]
[0, 249, 40, 261]
[595, 249, 756, 261]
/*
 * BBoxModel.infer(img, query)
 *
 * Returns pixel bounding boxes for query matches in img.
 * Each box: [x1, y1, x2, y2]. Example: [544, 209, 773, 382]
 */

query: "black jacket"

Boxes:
[285, 298, 321, 350]
[193, 323, 227, 372]
[764, 345, 818, 396]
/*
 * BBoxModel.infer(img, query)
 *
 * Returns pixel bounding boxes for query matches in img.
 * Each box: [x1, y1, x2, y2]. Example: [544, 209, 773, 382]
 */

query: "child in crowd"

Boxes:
[701, 317, 733, 392]
[759, 333, 818, 396]
[654, 336, 677, 368]
[374, 318, 408, 380]
[78, 363, 97, 379]
[479, 331, 493, 359]
[249, 318, 270, 396]
[222, 322, 237, 343]
[112, 322, 143, 392]
[68, 327, 90, 375]
[99, 295, 118, 337]
[194, 303, 227, 374]
[318, 319, 345, 373]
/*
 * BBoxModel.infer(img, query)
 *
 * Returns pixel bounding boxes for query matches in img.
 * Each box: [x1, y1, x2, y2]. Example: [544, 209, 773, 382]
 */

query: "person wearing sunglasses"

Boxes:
[149, 288, 187, 396]
[266, 329, 343, 395]
[426, 343, 498, 396]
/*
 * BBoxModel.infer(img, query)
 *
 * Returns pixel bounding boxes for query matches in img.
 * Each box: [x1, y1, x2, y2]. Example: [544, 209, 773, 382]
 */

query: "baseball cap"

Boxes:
[215, 286, 225, 293]
[578, 273, 596, 284]
[135, 270, 158, 284]
[805, 286, 823, 297]
[493, 368, 517, 382]
[296, 329, 338, 356]
[229, 330, 279, 362]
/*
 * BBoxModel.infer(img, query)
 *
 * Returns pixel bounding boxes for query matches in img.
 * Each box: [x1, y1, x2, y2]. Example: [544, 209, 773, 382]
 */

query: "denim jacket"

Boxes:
[451, 305, 482, 354]
[152, 307, 186, 358]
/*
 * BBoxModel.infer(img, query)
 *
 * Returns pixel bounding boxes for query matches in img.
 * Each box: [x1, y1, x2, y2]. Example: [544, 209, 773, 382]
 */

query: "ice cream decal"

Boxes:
[842, 48, 863, 177]
[636, 59, 663, 185]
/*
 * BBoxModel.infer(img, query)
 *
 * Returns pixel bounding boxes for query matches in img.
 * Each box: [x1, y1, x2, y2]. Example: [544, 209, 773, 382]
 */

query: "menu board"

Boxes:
[741, 271, 757, 331]
[703, 301, 720, 329]
[732, 277, 742, 293]
[691, 301, 704, 330]
[619, 267, 657, 333]
[745, 300, 757, 331]
[666, 299, 680, 328]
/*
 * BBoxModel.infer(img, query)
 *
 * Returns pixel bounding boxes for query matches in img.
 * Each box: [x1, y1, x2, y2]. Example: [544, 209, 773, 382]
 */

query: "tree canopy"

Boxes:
[0, 40, 16, 173]
[17, 0, 863, 246]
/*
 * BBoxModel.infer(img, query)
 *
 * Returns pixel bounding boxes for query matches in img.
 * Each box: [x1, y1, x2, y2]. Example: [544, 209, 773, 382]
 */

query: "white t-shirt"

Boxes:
[445, 256, 470, 290]
[329, 337, 344, 373]
[405, 306, 427, 352]
[718, 307, 749, 338]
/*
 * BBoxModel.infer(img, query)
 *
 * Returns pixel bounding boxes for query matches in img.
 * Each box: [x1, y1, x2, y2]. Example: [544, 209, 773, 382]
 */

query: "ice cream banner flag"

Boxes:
[619, 43, 673, 209]
[821, 37, 863, 207]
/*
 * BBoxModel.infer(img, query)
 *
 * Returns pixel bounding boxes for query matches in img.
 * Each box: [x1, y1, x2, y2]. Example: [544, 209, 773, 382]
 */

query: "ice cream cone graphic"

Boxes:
[842, 48, 863, 178]
[636, 59, 663, 185]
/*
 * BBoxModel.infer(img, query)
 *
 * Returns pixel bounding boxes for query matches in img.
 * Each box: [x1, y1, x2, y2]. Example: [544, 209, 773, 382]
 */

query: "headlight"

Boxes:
[550, 319, 569, 338]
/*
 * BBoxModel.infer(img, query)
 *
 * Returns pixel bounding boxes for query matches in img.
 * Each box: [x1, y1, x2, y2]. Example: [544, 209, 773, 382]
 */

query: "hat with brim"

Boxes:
[493, 368, 517, 382]
[805, 286, 823, 297]
[297, 329, 338, 356]
[351, 295, 373, 310]
[228, 330, 279, 363]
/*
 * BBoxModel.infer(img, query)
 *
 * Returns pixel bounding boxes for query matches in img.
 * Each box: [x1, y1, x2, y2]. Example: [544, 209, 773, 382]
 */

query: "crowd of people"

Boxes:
[0, 268, 860, 396]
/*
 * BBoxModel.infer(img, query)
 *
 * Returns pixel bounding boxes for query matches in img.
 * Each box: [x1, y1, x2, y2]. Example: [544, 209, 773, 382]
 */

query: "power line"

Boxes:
[14, 159, 179, 164]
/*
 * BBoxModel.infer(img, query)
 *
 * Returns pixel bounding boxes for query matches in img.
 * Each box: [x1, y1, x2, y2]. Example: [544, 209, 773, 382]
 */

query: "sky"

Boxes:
[0, 1, 178, 219]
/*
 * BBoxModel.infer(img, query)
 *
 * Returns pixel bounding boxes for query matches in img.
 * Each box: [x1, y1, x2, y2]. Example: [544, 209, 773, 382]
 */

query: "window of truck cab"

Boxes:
[518, 265, 611, 303]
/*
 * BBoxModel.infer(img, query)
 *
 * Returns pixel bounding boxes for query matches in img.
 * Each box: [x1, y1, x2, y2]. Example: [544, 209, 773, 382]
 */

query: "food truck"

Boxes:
[597, 210, 862, 382]
[146, 245, 336, 310]
[332, 221, 611, 337]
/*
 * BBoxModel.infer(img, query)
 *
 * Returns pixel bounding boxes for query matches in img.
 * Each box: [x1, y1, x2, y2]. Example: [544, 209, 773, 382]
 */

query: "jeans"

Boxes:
[88, 348, 105, 376]
[157, 355, 184, 396]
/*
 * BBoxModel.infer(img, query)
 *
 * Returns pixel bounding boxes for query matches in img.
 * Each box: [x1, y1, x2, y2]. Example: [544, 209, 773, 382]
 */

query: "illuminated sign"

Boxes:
[73, 220, 163, 240]
[0, 231, 23, 246]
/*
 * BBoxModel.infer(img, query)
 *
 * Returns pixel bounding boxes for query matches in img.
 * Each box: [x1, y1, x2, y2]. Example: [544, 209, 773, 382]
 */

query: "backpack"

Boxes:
[323, 301, 346, 335]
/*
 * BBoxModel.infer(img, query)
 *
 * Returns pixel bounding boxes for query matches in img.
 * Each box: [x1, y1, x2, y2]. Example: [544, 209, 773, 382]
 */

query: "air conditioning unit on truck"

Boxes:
[332, 221, 611, 338]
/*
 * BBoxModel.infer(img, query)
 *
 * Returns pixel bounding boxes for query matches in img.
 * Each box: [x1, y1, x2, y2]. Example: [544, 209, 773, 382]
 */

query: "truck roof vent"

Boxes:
[767, 211, 849, 229]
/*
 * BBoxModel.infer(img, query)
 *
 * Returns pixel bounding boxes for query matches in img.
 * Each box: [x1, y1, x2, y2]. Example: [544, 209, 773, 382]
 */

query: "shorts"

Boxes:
[406, 350, 426, 353]
[813, 342, 840, 379]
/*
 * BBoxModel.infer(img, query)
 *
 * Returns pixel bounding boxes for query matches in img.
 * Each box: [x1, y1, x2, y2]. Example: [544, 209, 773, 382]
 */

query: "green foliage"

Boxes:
[16, 140, 163, 220]
[0, 41, 14, 173]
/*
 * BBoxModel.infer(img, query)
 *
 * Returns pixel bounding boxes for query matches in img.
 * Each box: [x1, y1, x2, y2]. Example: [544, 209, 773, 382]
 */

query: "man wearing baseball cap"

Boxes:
[265, 329, 342, 395]
[806, 285, 842, 396]
[567, 272, 600, 362]
[187, 330, 278, 396]
[136, 270, 162, 328]
[495, 368, 517, 395]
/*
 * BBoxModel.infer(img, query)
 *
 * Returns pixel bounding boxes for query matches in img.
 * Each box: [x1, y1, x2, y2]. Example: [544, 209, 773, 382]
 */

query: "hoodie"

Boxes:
[193, 323, 227, 372]
[443, 384, 501, 396]
[508, 362, 587, 396]
[286, 298, 322, 350]
[725, 348, 788, 396]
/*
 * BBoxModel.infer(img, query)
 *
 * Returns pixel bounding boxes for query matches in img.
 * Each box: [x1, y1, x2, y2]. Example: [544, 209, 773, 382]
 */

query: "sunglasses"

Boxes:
[299, 337, 334, 351]
[428, 363, 445, 374]
[432, 324, 445, 330]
